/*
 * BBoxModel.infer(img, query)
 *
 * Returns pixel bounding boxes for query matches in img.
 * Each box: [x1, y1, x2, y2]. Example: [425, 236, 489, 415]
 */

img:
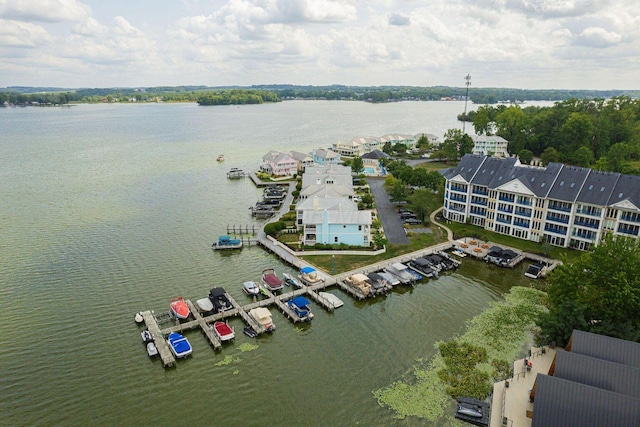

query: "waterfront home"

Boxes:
[379, 133, 418, 149]
[471, 135, 509, 157]
[300, 164, 353, 194]
[312, 148, 341, 165]
[289, 151, 314, 173]
[441, 154, 640, 250]
[415, 133, 440, 147]
[301, 204, 372, 247]
[260, 150, 298, 177]
[332, 136, 381, 157]
[361, 149, 390, 176]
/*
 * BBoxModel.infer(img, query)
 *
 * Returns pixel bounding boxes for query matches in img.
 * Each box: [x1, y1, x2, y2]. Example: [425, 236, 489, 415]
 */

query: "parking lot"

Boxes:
[367, 178, 409, 244]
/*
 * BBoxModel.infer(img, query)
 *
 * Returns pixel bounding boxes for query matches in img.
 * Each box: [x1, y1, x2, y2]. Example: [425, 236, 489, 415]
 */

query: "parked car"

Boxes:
[404, 218, 422, 225]
[400, 212, 417, 219]
[398, 208, 412, 214]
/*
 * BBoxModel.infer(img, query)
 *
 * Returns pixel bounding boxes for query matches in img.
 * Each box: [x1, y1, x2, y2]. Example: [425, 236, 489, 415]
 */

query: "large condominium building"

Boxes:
[441, 155, 640, 250]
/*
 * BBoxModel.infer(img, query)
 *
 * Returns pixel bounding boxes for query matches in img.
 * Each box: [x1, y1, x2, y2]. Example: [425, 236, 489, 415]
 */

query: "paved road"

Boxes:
[367, 178, 410, 244]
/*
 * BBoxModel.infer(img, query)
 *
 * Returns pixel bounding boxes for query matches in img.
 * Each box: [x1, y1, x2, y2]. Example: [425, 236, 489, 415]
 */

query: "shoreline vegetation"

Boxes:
[3, 84, 640, 107]
[373, 286, 547, 421]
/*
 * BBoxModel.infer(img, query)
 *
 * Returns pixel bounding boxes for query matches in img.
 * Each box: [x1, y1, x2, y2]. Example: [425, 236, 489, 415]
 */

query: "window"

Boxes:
[334, 237, 338, 243]
[358, 225, 362, 231]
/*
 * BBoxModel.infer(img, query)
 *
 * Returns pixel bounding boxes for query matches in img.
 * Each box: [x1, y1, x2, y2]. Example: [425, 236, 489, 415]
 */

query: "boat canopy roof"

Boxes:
[391, 262, 408, 270]
[209, 287, 226, 297]
[263, 273, 282, 286]
[350, 273, 369, 283]
[290, 296, 311, 307]
[219, 235, 231, 241]
[300, 266, 316, 274]
[250, 307, 272, 320]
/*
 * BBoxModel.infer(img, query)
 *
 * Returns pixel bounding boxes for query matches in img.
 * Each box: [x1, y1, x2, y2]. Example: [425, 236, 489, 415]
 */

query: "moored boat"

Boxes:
[141, 329, 154, 343]
[299, 266, 323, 285]
[209, 287, 233, 313]
[134, 311, 144, 323]
[196, 297, 215, 313]
[211, 235, 243, 250]
[146, 342, 158, 357]
[282, 272, 303, 288]
[213, 321, 235, 341]
[318, 292, 344, 309]
[170, 297, 190, 320]
[286, 296, 314, 321]
[166, 332, 192, 358]
[242, 281, 260, 296]
[217, 154, 225, 162]
[345, 273, 373, 297]
[243, 326, 258, 338]
[261, 268, 284, 292]
[525, 263, 546, 279]
[248, 307, 275, 332]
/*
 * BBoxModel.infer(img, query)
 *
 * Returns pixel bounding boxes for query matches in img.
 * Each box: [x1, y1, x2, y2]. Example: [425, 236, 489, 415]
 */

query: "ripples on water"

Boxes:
[0, 102, 536, 426]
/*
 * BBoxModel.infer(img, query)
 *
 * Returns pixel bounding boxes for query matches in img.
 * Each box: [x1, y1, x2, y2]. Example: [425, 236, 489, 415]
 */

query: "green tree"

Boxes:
[351, 156, 364, 175]
[408, 189, 431, 224]
[442, 128, 463, 163]
[572, 146, 594, 167]
[472, 105, 493, 135]
[388, 179, 409, 203]
[560, 112, 595, 155]
[495, 106, 528, 154]
[518, 149, 534, 165]
[383, 141, 394, 155]
[459, 134, 474, 158]
[606, 143, 628, 172]
[540, 147, 560, 166]
[537, 235, 640, 346]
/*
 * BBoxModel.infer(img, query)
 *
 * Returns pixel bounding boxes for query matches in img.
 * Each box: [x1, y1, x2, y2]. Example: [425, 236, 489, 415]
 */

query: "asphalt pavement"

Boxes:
[367, 178, 410, 244]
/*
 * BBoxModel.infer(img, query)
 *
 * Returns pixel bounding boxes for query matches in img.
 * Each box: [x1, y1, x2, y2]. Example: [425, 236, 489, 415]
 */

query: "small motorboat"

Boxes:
[217, 154, 225, 162]
[146, 342, 158, 357]
[170, 297, 190, 320]
[211, 235, 242, 250]
[282, 272, 302, 288]
[242, 281, 260, 296]
[457, 405, 482, 418]
[318, 292, 344, 309]
[134, 311, 144, 323]
[167, 332, 192, 358]
[196, 297, 214, 314]
[261, 268, 284, 292]
[213, 321, 235, 341]
[243, 326, 258, 338]
[525, 263, 547, 279]
[141, 329, 154, 343]
[209, 287, 233, 313]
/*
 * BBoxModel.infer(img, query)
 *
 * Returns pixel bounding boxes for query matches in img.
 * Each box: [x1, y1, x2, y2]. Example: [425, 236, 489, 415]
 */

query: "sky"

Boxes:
[1, 0, 640, 90]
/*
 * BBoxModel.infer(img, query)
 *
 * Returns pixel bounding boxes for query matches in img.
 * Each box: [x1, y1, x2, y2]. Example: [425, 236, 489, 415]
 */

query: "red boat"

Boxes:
[261, 268, 284, 292]
[170, 297, 190, 320]
[213, 321, 235, 341]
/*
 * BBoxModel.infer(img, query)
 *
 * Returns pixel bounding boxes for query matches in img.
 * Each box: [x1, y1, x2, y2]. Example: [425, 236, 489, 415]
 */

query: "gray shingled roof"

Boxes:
[441, 154, 486, 182]
[472, 157, 503, 187]
[608, 173, 640, 209]
[531, 375, 640, 427]
[576, 170, 621, 206]
[553, 350, 640, 398]
[546, 164, 590, 202]
[361, 149, 390, 160]
[569, 330, 640, 368]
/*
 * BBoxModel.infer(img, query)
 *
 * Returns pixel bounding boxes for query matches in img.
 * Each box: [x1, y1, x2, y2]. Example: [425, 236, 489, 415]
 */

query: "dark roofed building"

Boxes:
[440, 154, 640, 250]
[531, 375, 640, 427]
[567, 329, 640, 368]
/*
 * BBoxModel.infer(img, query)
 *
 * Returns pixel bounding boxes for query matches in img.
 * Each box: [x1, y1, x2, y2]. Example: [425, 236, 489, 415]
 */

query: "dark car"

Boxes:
[398, 208, 413, 214]
[400, 212, 417, 220]
[404, 218, 422, 225]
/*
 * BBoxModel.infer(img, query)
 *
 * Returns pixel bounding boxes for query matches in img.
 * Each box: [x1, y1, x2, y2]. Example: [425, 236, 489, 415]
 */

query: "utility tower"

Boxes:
[462, 74, 471, 134]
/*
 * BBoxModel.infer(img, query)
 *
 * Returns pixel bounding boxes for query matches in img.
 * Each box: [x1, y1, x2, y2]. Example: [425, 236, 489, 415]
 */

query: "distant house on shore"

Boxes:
[289, 151, 314, 173]
[260, 150, 297, 176]
[312, 148, 341, 165]
[361, 149, 390, 176]
[471, 135, 509, 157]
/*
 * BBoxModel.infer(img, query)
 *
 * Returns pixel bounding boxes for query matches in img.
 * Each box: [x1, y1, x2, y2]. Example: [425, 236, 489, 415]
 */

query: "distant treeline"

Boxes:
[197, 89, 280, 105]
[462, 97, 640, 175]
[2, 85, 639, 106]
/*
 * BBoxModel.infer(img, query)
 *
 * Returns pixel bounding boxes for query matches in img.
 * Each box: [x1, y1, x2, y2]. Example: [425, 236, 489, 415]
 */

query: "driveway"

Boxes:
[367, 178, 409, 244]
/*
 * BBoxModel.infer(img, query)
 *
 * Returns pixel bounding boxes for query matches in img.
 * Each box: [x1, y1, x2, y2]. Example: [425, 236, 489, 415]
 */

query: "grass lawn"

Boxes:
[413, 160, 454, 172]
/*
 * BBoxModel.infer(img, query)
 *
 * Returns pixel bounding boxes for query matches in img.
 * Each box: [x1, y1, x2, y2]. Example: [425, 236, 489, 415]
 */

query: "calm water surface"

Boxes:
[0, 101, 535, 426]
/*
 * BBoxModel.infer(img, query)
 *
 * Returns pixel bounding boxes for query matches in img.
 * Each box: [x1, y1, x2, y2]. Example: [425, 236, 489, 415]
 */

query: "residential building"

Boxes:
[471, 135, 510, 157]
[380, 133, 418, 149]
[260, 150, 298, 176]
[332, 137, 380, 157]
[289, 151, 314, 173]
[312, 148, 341, 165]
[441, 154, 640, 250]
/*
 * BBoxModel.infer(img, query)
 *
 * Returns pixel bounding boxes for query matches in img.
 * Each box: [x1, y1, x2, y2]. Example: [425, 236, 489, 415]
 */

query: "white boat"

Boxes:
[282, 272, 303, 288]
[134, 311, 144, 323]
[242, 281, 260, 296]
[217, 154, 225, 162]
[141, 329, 153, 343]
[378, 271, 401, 286]
[146, 342, 158, 357]
[525, 263, 547, 279]
[196, 297, 214, 313]
[167, 332, 192, 358]
[318, 292, 344, 309]
[452, 248, 467, 257]
[384, 262, 415, 284]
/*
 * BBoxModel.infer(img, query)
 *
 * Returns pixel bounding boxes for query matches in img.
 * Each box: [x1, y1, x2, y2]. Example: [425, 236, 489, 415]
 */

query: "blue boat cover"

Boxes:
[300, 266, 316, 274]
[168, 332, 191, 353]
[219, 235, 231, 241]
[290, 296, 310, 307]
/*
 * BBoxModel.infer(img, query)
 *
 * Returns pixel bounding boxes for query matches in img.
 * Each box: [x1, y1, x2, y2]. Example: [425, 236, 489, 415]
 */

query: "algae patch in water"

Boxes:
[374, 286, 547, 421]
[214, 355, 239, 366]
[239, 343, 258, 352]
[233, 370, 239, 375]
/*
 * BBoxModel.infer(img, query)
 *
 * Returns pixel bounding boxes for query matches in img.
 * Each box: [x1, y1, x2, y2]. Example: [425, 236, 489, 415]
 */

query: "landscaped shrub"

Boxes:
[264, 221, 286, 237]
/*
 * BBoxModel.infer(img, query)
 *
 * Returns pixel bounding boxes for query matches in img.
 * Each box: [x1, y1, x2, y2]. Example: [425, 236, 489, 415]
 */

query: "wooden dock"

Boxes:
[186, 300, 221, 349]
[141, 310, 176, 368]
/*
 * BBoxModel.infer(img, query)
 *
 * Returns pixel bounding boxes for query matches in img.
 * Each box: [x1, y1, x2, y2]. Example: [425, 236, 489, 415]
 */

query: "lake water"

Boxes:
[0, 101, 535, 426]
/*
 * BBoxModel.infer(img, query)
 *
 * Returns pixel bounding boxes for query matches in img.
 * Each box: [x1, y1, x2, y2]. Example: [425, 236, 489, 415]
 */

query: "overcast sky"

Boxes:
[1, 0, 639, 90]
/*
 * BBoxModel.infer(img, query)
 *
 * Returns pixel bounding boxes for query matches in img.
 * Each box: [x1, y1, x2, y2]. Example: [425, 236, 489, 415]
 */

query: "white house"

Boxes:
[471, 135, 509, 157]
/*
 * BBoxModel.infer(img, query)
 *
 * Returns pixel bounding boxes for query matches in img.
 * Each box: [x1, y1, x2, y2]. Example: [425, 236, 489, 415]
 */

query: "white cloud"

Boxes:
[0, 19, 53, 48]
[0, 0, 91, 23]
[574, 27, 622, 48]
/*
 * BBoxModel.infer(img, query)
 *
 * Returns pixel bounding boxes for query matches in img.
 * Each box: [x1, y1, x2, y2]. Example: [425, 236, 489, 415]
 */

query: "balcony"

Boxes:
[498, 206, 513, 214]
[544, 226, 567, 235]
[498, 196, 515, 203]
[621, 213, 640, 223]
[576, 208, 602, 217]
[450, 186, 467, 193]
[617, 227, 639, 236]
[472, 188, 489, 196]
[573, 220, 599, 229]
[548, 203, 571, 213]
[496, 217, 511, 224]
[514, 209, 532, 217]
[516, 199, 533, 206]
[513, 221, 530, 228]
[470, 208, 486, 216]
[471, 198, 487, 206]
[450, 195, 467, 203]
[572, 230, 595, 240]
[546, 215, 569, 224]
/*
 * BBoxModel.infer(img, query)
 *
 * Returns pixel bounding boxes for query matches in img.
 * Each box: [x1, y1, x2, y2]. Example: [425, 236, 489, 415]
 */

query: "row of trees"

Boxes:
[197, 89, 280, 105]
[463, 97, 640, 174]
